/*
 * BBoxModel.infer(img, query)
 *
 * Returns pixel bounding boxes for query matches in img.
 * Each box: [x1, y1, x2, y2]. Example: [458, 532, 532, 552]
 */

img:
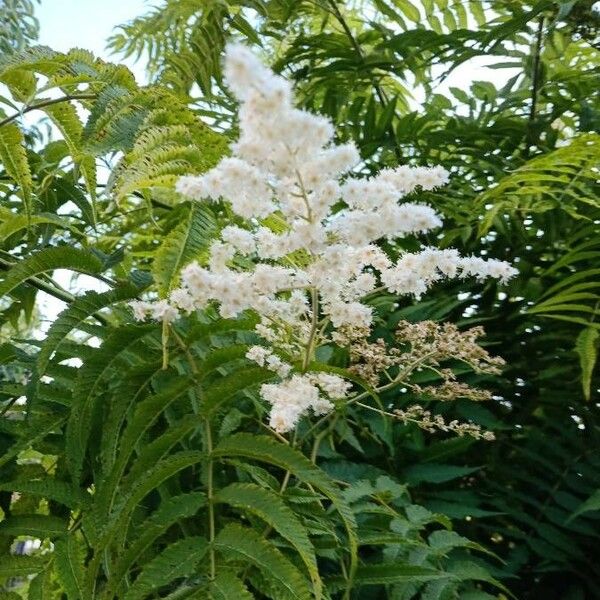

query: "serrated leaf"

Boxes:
[66, 324, 158, 482]
[201, 366, 273, 415]
[0, 247, 103, 299]
[0, 514, 67, 538]
[152, 204, 217, 296]
[28, 570, 55, 600]
[214, 483, 320, 596]
[42, 101, 97, 218]
[0, 210, 84, 240]
[394, 0, 421, 22]
[0, 415, 66, 469]
[575, 327, 598, 401]
[54, 535, 86, 600]
[0, 478, 84, 508]
[123, 536, 208, 600]
[37, 284, 143, 375]
[213, 433, 357, 589]
[95, 451, 204, 555]
[106, 493, 206, 597]
[0, 556, 47, 577]
[328, 563, 445, 590]
[0, 121, 33, 218]
[96, 376, 192, 513]
[209, 570, 254, 600]
[446, 560, 512, 596]
[214, 523, 311, 600]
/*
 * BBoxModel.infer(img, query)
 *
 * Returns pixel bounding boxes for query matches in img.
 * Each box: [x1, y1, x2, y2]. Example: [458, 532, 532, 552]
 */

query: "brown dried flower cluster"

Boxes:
[347, 320, 502, 440]
[349, 337, 401, 386]
[395, 320, 505, 374]
[417, 380, 493, 402]
[349, 320, 503, 388]
[393, 405, 496, 440]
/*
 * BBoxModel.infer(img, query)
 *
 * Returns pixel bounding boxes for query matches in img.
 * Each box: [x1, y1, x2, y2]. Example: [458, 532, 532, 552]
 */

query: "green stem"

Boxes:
[325, 0, 402, 162]
[161, 320, 170, 370]
[525, 16, 545, 156]
[205, 419, 216, 580]
[310, 415, 338, 463]
[303, 288, 319, 371]
[171, 331, 213, 575]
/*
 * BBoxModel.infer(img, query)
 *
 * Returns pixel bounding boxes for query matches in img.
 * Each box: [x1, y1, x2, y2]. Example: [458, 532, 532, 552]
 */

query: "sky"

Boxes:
[33, 0, 513, 106]
[36, 0, 148, 79]
[34, 0, 512, 96]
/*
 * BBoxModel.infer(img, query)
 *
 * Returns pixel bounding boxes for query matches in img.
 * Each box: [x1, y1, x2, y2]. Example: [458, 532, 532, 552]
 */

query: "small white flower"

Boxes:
[141, 44, 516, 433]
[130, 300, 152, 321]
[151, 300, 179, 323]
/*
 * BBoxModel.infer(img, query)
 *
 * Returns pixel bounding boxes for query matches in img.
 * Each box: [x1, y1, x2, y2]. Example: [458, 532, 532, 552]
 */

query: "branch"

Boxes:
[0, 94, 97, 128]
[325, 0, 403, 161]
[0, 256, 108, 325]
[525, 16, 545, 156]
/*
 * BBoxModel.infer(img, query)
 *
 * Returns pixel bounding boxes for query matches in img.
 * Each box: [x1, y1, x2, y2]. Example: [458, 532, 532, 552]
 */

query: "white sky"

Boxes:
[36, 0, 148, 79]
[35, 0, 511, 97]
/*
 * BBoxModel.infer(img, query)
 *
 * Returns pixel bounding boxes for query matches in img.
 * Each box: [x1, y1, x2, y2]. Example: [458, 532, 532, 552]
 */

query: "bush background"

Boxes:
[0, 1, 598, 598]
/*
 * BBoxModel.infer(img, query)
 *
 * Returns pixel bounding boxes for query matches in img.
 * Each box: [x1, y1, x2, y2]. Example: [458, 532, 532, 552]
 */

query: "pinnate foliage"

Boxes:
[0, 1, 599, 599]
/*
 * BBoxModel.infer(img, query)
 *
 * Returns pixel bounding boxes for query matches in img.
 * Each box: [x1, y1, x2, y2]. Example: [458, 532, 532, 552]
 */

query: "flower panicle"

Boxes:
[132, 44, 516, 435]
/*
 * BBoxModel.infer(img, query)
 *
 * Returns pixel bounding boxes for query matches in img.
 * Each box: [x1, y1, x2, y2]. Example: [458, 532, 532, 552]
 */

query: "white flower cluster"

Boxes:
[133, 44, 517, 433]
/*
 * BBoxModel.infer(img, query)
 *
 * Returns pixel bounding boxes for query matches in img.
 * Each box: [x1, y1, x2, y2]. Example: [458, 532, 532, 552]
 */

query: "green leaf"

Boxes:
[470, 0, 486, 26]
[53, 177, 97, 226]
[201, 366, 273, 415]
[28, 570, 55, 600]
[214, 483, 320, 595]
[66, 324, 158, 482]
[394, 1, 421, 22]
[75, 325, 161, 474]
[123, 536, 208, 600]
[0, 121, 33, 218]
[328, 563, 445, 590]
[97, 376, 192, 508]
[152, 204, 217, 296]
[0, 415, 66, 469]
[38, 284, 143, 375]
[404, 463, 480, 484]
[209, 570, 254, 600]
[0, 515, 67, 538]
[0, 478, 84, 508]
[0, 247, 104, 299]
[120, 414, 206, 487]
[106, 493, 206, 597]
[428, 529, 495, 558]
[569, 489, 600, 521]
[446, 560, 512, 596]
[110, 120, 225, 202]
[0, 556, 47, 577]
[477, 133, 600, 234]
[213, 433, 357, 591]
[54, 535, 87, 600]
[42, 101, 97, 218]
[95, 451, 204, 554]
[214, 523, 311, 600]
[0, 210, 84, 240]
[575, 327, 598, 401]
